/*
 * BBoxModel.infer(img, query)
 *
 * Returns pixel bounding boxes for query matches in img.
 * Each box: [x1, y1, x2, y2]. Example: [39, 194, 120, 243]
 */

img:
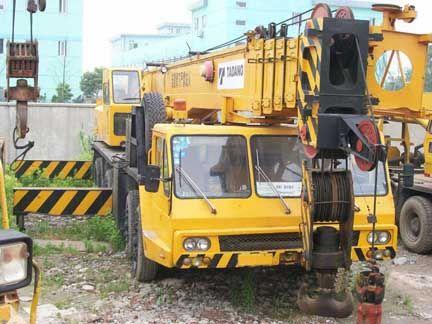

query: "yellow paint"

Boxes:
[57, 162, 76, 179]
[26, 191, 53, 212]
[0, 160, 9, 229]
[74, 162, 91, 179]
[49, 190, 78, 215]
[74, 191, 99, 215]
[42, 161, 59, 178]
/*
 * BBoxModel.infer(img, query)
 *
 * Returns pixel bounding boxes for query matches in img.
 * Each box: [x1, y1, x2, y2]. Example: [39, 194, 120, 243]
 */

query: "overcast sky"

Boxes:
[82, 0, 432, 71]
[83, 0, 191, 70]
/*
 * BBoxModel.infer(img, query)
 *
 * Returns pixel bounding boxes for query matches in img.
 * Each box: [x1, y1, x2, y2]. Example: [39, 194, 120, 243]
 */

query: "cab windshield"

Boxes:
[251, 136, 304, 197]
[172, 136, 251, 198]
[112, 71, 140, 104]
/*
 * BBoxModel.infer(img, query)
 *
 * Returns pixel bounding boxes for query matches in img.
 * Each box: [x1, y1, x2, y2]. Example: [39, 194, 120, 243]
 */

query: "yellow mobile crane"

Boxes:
[91, 3, 397, 318]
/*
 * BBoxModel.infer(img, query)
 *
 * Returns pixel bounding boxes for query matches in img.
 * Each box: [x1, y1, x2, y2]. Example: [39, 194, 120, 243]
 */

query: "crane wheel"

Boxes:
[142, 92, 167, 154]
[126, 190, 159, 282]
[400, 196, 432, 254]
[126, 190, 139, 258]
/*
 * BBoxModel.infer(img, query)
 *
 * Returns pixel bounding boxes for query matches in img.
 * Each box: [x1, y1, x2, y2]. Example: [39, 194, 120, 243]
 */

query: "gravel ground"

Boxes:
[15, 217, 432, 323]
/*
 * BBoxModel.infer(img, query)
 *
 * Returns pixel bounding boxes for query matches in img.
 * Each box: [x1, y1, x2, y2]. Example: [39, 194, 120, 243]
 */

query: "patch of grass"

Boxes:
[271, 294, 295, 319]
[84, 240, 108, 254]
[99, 279, 130, 298]
[28, 216, 124, 252]
[44, 272, 65, 288]
[34, 243, 80, 256]
[54, 296, 74, 310]
[155, 286, 175, 305]
[18, 171, 93, 188]
[403, 295, 414, 314]
[231, 270, 256, 312]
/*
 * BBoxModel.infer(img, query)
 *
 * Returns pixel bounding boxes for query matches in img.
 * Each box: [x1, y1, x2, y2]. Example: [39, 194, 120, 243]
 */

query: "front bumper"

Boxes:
[171, 225, 398, 269]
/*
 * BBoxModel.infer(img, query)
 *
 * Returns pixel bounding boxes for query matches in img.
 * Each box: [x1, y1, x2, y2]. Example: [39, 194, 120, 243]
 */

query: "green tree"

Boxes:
[80, 67, 103, 101]
[51, 83, 73, 103]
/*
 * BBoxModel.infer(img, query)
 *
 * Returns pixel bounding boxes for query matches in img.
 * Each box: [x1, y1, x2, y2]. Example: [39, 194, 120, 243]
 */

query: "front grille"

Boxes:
[219, 233, 302, 252]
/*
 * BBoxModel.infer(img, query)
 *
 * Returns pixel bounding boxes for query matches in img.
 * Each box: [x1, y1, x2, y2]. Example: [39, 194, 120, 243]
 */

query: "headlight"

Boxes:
[0, 243, 28, 285]
[367, 231, 390, 245]
[196, 238, 210, 251]
[183, 238, 196, 251]
[183, 237, 211, 251]
[378, 232, 390, 244]
[367, 232, 377, 244]
[0, 230, 32, 293]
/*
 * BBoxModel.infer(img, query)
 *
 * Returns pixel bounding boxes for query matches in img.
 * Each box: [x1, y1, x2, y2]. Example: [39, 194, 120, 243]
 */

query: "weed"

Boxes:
[84, 240, 108, 254]
[231, 270, 256, 311]
[44, 272, 65, 288]
[155, 286, 175, 305]
[18, 171, 93, 188]
[271, 294, 295, 319]
[54, 296, 74, 309]
[34, 243, 80, 256]
[99, 279, 129, 298]
[403, 295, 414, 314]
[28, 216, 124, 252]
[78, 130, 93, 161]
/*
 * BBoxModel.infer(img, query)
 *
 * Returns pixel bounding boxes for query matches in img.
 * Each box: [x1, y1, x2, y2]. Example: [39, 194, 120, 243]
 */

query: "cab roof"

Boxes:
[152, 123, 298, 137]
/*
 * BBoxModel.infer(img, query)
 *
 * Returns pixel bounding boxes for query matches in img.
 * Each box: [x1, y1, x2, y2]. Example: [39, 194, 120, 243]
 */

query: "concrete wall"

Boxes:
[0, 102, 95, 163]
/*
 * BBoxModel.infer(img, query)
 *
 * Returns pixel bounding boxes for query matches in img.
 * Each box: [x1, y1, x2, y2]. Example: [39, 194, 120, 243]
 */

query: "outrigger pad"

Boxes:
[297, 283, 354, 318]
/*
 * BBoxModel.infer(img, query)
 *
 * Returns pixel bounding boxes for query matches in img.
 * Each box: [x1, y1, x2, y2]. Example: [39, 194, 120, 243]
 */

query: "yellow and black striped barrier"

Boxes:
[13, 160, 93, 180]
[13, 188, 112, 217]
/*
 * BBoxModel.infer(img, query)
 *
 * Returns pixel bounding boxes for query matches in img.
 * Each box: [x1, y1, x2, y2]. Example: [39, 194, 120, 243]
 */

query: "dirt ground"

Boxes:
[16, 219, 432, 324]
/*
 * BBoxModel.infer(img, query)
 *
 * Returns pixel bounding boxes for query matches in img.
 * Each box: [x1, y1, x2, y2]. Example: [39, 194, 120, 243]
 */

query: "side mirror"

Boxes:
[144, 165, 161, 193]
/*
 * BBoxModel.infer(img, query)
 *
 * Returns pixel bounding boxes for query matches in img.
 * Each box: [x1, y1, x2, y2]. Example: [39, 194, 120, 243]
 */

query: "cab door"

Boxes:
[150, 136, 173, 249]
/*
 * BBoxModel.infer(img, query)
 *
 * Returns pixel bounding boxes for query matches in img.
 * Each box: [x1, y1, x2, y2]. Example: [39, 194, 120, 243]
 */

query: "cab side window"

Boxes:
[103, 82, 110, 105]
[155, 137, 171, 196]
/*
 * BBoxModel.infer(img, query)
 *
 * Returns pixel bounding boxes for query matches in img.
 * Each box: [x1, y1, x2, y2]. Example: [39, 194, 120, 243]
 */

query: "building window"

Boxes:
[236, 1, 246, 8]
[58, 40, 67, 56]
[202, 15, 207, 28]
[59, 0, 67, 14]
[194, 17, 199, 32]
[236, 20, 246, 26]
[0, 39, 4, 54]
[0, 0, 6, 11]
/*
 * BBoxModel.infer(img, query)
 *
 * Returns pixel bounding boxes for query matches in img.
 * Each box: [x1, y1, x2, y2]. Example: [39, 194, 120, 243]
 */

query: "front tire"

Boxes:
[126, 190, 158, 281]
[400, 196, 432, 254]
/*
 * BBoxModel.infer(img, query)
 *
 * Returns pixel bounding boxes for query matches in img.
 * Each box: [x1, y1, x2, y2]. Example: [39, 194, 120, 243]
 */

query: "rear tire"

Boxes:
[126, 190, 139, 258]
[400, 196, 432, 254]
[142, 92, 167, 154]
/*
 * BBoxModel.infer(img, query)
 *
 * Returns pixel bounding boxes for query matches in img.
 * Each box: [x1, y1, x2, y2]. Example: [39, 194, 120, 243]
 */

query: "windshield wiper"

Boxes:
[255, 164, 291, 214]
[175, 166, 217, 214]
